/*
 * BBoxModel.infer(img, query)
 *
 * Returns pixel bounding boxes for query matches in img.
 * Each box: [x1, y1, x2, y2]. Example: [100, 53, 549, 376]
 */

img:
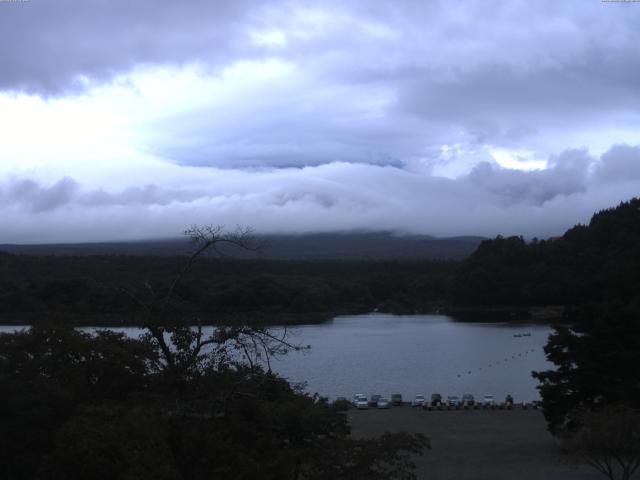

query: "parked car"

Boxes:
[411, 394, 426, 407]
[353, 394, 369, 410]
[391, 393, 403, 406]
[369, 394, 381, 407]
[462, 394, 475, 406]
[447, 395, 461, 408]
[352, 394, 367, 407]
[430, 393, 442, 406]
[483, 394, 495, 407]
[376, 398, 391, 409]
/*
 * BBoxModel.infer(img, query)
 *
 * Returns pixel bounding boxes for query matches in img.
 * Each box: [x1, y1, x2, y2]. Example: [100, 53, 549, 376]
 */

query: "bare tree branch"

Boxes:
[121, 224, 304, 380]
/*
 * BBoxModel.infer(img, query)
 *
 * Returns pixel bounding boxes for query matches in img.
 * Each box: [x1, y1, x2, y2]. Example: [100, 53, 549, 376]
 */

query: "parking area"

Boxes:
[348, 407, 605, 480]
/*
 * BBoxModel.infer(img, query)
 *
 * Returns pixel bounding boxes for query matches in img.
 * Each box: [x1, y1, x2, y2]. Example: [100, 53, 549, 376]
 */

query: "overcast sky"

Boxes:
[1, 0, 639, 243]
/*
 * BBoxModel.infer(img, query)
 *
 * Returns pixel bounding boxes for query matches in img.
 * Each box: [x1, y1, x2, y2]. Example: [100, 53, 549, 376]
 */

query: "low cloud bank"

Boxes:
[1, 145, 639, 244]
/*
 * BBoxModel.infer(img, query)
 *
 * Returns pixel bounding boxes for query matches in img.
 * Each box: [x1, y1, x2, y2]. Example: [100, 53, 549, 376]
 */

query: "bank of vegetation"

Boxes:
[0, 255, 456, 326]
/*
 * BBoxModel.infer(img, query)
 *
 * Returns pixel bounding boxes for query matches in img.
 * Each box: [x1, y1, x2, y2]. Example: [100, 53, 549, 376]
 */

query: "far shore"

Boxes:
[0, 305, 567, 328]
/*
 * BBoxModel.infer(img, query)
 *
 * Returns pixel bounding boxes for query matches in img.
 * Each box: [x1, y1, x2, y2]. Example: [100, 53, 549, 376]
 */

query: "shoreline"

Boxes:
[0, 305, 567, 328]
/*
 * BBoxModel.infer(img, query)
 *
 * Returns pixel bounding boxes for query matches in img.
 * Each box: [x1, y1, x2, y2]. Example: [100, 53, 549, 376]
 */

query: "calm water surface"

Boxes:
[0, 313, 553, 402]
[270, 314, 552, 402]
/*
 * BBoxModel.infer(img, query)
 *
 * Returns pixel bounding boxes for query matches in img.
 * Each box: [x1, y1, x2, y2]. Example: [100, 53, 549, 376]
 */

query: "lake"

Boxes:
[0, 313, 553, 403]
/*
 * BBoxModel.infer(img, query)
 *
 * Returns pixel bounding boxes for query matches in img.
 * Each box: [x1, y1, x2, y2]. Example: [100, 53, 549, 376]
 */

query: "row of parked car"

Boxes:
[348, 393, 526, 410]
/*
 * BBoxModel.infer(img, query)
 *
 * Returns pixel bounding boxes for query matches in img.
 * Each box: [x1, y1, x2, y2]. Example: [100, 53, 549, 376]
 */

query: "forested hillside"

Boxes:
[0, 232, 483, 260]
[0, 256, 454, 326]
[452, 198, 640, 309]
[2, 198, 638, 326]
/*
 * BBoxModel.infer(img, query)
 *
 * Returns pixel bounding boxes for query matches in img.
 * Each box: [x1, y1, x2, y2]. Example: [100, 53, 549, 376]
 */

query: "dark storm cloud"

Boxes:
[467, 149, 592, 206]
[396, 55, 640, 146]
[0, 0, 258, 93]
[1, 0, 639, 171]
[145, 1, 640, 167]
[149, 99, 416, 169]
[82, 184, 204, 207]
[2, 177, 79, 212]
[0, 177, 206, 212]
[595, 144, 640, 182]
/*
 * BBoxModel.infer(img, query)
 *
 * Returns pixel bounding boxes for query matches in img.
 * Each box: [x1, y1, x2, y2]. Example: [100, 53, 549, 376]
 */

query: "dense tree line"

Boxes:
[0, 255, 455, 326]
[453, 198, 640, 308]
[520, 198, 640, 476]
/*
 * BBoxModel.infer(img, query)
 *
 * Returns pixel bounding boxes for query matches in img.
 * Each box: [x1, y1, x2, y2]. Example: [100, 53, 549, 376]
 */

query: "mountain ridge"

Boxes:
[0, 232, 486, 260]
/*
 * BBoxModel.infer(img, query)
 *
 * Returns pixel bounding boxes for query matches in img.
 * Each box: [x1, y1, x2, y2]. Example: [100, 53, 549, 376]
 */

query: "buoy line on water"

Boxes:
[454, 347, 540, 378]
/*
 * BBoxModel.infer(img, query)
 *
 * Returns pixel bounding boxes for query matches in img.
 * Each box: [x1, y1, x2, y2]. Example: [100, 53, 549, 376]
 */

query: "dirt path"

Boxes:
[348, 407, 610, 480]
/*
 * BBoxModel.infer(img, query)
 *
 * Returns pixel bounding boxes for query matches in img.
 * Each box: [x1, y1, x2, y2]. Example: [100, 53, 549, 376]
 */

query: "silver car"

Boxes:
[353, 394, 369, 409]
[352, 394, 367, 407]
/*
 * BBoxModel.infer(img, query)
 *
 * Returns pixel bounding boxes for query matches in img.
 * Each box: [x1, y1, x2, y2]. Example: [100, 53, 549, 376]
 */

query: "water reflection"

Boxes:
[0, 313, 552, 402]
[269, 314, 552, 402]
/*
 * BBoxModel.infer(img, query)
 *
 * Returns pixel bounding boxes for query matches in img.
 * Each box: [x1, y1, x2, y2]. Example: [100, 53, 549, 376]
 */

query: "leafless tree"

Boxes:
[122, 225, 305, 379]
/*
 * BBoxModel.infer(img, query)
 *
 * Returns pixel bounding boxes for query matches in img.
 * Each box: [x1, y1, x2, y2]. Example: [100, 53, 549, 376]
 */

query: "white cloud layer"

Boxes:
[1, 145, 639, 243]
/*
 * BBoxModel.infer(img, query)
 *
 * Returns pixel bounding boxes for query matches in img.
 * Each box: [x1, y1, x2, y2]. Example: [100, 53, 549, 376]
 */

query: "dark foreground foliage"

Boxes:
[533, 302, 640, 435]
[526, 199, 640, 475]
[0, 325, 428, 480]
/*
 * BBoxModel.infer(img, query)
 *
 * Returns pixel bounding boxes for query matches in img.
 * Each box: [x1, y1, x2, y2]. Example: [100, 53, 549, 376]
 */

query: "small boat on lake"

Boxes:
[513, 332, 532, 338]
